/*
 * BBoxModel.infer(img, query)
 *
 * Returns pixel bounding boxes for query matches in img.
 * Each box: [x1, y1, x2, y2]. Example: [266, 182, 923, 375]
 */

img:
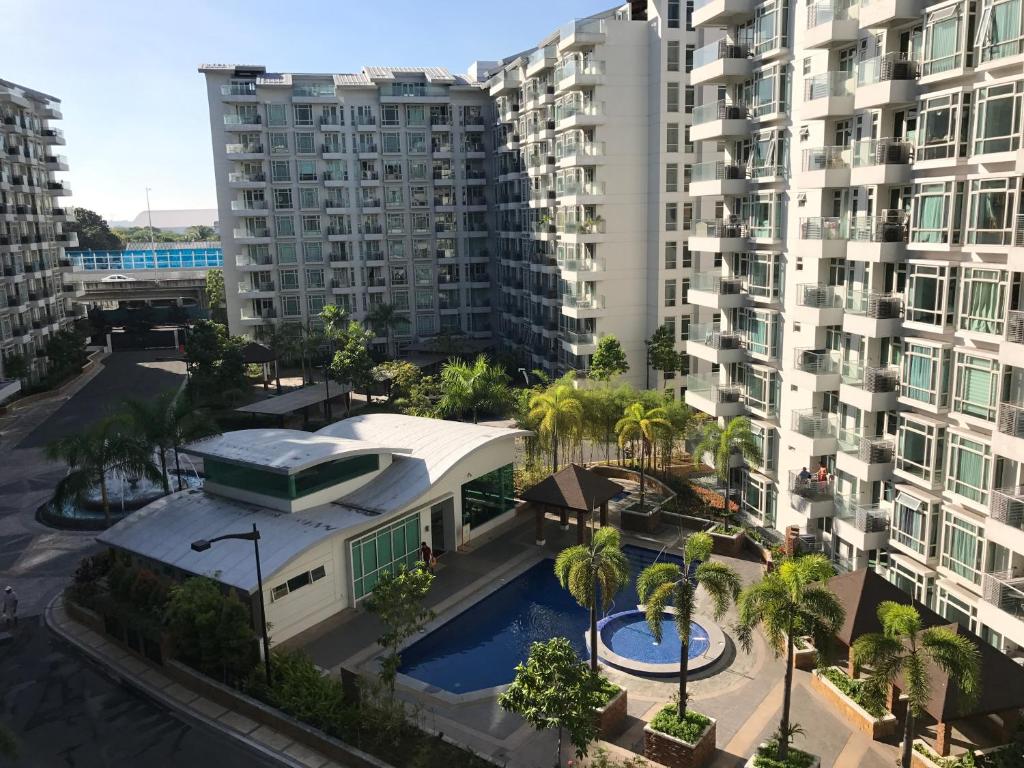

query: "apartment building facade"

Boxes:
[0, 78, 76, 394]
[200, 65, 495, 351]
[685, 0, 1024, 656]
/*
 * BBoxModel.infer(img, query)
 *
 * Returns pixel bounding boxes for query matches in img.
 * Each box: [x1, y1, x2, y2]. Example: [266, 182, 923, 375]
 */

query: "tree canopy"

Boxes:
[588, 335, 630, 381]
[69, 208, 122, 250]
[646, 324, 679, 374]
[330, 321, 375, 392]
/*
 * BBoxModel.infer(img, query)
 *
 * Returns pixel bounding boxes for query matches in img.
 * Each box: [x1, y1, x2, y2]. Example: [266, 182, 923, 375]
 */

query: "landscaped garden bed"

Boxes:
[911, 738, 1024, 768]
[594, 679, 628, 739]
[709, 524, 746, 556]
[809, 667, 897, 740]
[643, 706, 717, 768]
[744, 740, 820, 768]
[789, 635, 817, 671]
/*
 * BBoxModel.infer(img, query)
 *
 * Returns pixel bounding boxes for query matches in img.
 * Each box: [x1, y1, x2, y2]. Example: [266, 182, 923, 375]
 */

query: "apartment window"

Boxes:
[940, 510, 984, 583]
[681, 244, 691, 268]
[684, 125, 693, 153]
[680, 315, 690, 341]
[282, 296, 301, 317]
[959, 267, 1007, 334]
[896, 415, 946, 486]
[294, 104, 313, 126]
[684, 85, 695, 114]
[415, 289, 435, 310]
[916, 92, 970, 161]
[739, 252, 781, 300]
[271, 160, 290, 182]
[384, 186, 404, 208]
[665, 241, 677, 269]
[891, 492, 939, 558]
[386, 213, 405, 234]
[273, 189, 293, 210]
[937, 587, 978, 632]
[966, 178, 1018, 245]
[977, 0, 1024, 62]
[740, 192, 782, 239]
[744, 366, 779, 418]
[307, 294, 326, 315]
[267, 104, 287, 127]
[946, 433, 991, 505]
[665, 202, 678, 231]
[295, 188, 316, 210]
[295, 132, 315, 154]
[685, 44, 695, 73]
[275, 215, 295, 237]
[802, 57, 811, 76]
[741, 471, 776, 526]
[901, 340, 951, 408]
[668, 0, 680, 27]
[269, 133, 288, 154]
[905, 262, 957, 329]
[667, 82, 680, 113]
[667, 41, 680, 71]
[302, 242, 323, 263]
[409, 160, 428, 180]
[664, 280, 677, 307]
[686, 0, 694, 29]
[391, 290, 409, 311]
[297, 159, 316, 181]
[381, 105, 400, 126]
[279, 269, 298, 290]
[391, 265, 408, 285]
[666, 123, 679, 152]
[407, 132, 427, 153]
[911, 181, 964, 244]
[973, 81, 1023, 154]
[952, 352, 999, 421]
[666, 163, 679, 193]
[277, 243, 297, 264]
[680, 277, 690, 303]
[388, 240, 406, 260]
[922, 2, 969, 76]
[382, 132, 401, 153]
[305, 269, 325, 289]
[406, 105, 426, 126]
[301, 215, 321, 235]
[746, 64, 788, 118]
[738, 307, 779, 360]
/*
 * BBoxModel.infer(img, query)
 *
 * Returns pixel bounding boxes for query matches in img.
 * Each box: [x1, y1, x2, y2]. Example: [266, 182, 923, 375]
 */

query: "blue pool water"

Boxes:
[601, 611, 710, 664]
[398, 545, 685, 693]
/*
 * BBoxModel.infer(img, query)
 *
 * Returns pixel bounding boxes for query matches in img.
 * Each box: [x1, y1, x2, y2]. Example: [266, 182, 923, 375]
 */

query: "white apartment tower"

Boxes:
[200, 65, 495, 350]
[685, 0, 1024, 657]
[0, 79, 76, 393]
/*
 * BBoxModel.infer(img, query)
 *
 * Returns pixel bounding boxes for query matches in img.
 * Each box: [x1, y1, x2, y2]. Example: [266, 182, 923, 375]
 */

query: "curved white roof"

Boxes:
[181, 429, 404, 474]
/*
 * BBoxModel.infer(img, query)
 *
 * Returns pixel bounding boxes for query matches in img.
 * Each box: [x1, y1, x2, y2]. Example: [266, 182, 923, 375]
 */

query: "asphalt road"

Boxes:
[0, 618, 282, 768]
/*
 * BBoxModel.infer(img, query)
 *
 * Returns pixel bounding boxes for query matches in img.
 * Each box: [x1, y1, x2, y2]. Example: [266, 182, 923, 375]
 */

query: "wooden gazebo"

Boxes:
[520, 464, 623, 546]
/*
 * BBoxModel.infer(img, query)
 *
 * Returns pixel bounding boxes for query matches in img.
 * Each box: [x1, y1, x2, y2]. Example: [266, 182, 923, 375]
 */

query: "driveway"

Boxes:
[0, 618, 282, 768]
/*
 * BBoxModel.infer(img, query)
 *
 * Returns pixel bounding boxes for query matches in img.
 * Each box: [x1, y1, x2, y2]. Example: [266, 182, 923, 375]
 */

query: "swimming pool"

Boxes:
[398, 544, 687, 693]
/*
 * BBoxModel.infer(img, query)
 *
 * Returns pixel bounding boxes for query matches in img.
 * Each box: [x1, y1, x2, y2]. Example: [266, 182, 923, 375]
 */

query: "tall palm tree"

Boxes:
[365, 302, 398, 357]
[615, 402, 670, 514]
[125, 391, 219, 492]
[45, 415, 162, 527]
[554, 527, 630, 673]
[637, 531, 741, 718]
[735, 554, 844, 763]
[692, 416, 762, 519]
[438, 354, 513, 424]
[853, 602, 980, 768]
[527, 380, 584, 472]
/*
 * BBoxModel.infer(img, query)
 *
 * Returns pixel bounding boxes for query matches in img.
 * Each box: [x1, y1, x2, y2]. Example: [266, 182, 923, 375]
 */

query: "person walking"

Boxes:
[420, 541, 434, 573]
[2, 586, 17, 628]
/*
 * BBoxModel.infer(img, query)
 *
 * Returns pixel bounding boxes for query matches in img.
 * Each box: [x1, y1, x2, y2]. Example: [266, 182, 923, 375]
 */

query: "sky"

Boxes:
[1, 0, 602, 224]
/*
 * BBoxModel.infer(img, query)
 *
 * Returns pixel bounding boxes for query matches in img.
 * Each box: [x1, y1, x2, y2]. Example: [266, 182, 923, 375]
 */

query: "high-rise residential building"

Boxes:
[0, 78, 76, 393]
[200, 65, 495, 353]
[685, 0, 1024, 657]
[200, 1, 695, 388]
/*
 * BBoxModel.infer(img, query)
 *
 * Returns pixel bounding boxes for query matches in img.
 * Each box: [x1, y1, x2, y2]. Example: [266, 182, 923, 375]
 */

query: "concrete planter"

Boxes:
[710, 527, 745, 556]
[790, 636, 818, 671]
[908, 739, 1007, 768]
[643, 715, 717, 768]
[810, 668, 899, 740]
[743, 742, 820, 767]
[63, 594, 105, 634]
[594, 687, 627, 739]
[743, 535, 774, 570]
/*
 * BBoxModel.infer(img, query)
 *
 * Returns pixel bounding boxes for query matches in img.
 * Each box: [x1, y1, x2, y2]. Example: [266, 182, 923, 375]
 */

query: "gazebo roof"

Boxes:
[520, 464, 623, 512]
[825, 568, 946, 646]
[240, 341, 276, 364]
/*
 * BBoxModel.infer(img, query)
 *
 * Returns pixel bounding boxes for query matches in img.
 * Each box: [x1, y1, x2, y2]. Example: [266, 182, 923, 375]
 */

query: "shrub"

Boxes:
[68, 550, 114, 608]
[648, 705, 712, 743]
[819, 667, 886, 718]
[596, 677, 621, 706]
[754, 740, 817, 768]
[589, 746, 652, 767]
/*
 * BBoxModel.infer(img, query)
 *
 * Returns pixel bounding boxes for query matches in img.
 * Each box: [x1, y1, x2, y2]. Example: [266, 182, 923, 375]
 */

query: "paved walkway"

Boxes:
[45, 595, 344, 768]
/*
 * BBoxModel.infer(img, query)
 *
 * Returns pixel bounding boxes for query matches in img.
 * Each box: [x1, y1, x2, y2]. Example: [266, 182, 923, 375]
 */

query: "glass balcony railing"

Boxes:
[692, 219, 749, 238]
[689, 322, 743, 349]
[804, 71, 853, 100]
[233, 226, 269, 239]
[795, 283, 843, 308]
[789, 469, 835, 500]
[791, 409, 837, 439]
[849, 211, 908, 243]
[800, 217, 849, 240]
[840, 361, 899, 392]
[686, 374, 744, 404]
[223, 113, 261, 126]
[225, 143, 263, 154]
[834, 496, 889, 532]
[851, 138, 913, 167]
[837, 427, 894, 463]
[856, 53, 919, 86]
[693, 40, 749, 69]
[691, 273, 744, 294]
[562, 294, 604, 309]
[807, 0, 856, 27]
[293, 84, 337, 98]
[221, 83, 256, 96]
[794, 347, 840, 375]
[692, 100, 748, 125]
[563, 330, 595, 345]
[845, 289, 902, 318]
[691, 160, 746, 182]
[801, 146, 850, 171]
[559, 17, 605, 39]
[555, 58, 605, 81]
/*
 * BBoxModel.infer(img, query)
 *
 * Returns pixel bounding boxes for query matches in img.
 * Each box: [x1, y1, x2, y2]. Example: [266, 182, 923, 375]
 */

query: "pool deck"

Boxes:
[293, 511, 901, 768]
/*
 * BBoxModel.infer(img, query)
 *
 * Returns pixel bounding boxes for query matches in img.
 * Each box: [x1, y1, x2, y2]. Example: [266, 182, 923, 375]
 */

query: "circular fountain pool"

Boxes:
[596, 609, 727, 676]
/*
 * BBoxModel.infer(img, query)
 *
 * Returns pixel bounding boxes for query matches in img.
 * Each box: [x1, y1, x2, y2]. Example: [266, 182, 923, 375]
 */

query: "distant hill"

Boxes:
[126, 208, 219, 233]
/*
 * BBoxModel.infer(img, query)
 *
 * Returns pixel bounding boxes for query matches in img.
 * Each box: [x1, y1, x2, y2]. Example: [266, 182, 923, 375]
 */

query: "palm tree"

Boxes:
[735, 554, 844, 763]
[45, 416, 162, 528]
[692, 416, 762, 519]
[615, 402, 670, 514]
[261, 322, 297, 394]
[554, 527, 630, 673]
[124, 391, 219, 492]
[637, 531, 740, 718]
[438, 354, 513, 424]
[365, 302, 398, 357]
[527, 379, 584, 472]
[852, 602, 980, 768]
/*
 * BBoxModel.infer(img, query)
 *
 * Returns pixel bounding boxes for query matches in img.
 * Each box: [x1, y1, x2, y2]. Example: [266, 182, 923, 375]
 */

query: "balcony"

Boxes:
[855, 54, 919, 110]
[837, 427, 894, 481]
[793, 348, 842, 390]
[556, 141, 606, 167]
[693, 0, 754, 28]
[805, 0, 859, 49]
[980, 572, 1024, 643]
[556, 59, 605, 90]
[791, 409, 839, 455]
[1003, 311, 1024, 359]
[220, 82, 257, 99]
[230, 199, 269, 214]
[995, 402, 1024, 459]
[687, 322, 747, 364]
[799, 146, 850, 189]
[557, 18, 606, 52]
[843, 289, 902, 336]
[225, 143, 264, 159]
[850, 138, 913, 186]
[848, 211, 908, 262]
[228, 172, 266, 187]
[799, 216, 849, 258]
[223, 113, 262, 129]
[684, 374, 746, 418]
[561, 294, 605, 317]
[691, 41, 753, 85]
[834, 496, 890, 548]
[232, 226, 271, 243]
[690, 100, 749, 142]
[859, 0, 922, 27]
[239, 307, 277, 325]
[688, 273, 747, 309]
[556, 102, 605, 130]
[793, 283, 844, 325]
[237, 280, 276, 298]
[840, 362, 900, 412]
[788, 469, 836, 517]
[690, 219, 749, 252]
[690, 161, 748, 196]
[802, 72, 854, 120]
[235, 253, 273, 269]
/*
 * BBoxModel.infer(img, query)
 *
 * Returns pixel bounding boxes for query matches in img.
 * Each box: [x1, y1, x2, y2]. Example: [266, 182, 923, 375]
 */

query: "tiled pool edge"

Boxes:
[595, 610, 728, 677]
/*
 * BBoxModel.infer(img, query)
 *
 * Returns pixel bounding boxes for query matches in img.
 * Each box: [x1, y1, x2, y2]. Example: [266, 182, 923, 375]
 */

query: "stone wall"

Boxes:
[710, 530, 745, 557]
[643, 719, 716, 768]
[809, 669, 899, 740]
[595, 689, 628, 740]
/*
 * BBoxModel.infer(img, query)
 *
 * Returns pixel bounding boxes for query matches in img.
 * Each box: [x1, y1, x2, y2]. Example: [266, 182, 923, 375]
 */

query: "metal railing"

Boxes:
[982, 571, 1024, 618]
[692, 100, 748, 125]
[845, 289, 902, 318]
[802, 146, 850, 171]
[998, 403, 1024, 439]
[233, 226, 269, 239]
[563, 330, 595, 345]
[851, 138, 913, 167]
[837, 427, 894, 463]
[1007, 310, 1024, 344]
[1015, 214, 1024, 246]
[849, 212, 908, 243]
[804, 71, 853, 100]
[694, 40, 749, 69]
[562, 294, 604, 309]
[691, 273, 744, 294]
[841, 362, 899, 392]
[991, 487, 1024, 530]
[789, 470, 835, 500]
[686, 374, 744, 403]
[794, 348, 840, 375]
[791, 409, 837, 439]
[689, 322, 743, 349]
[807, 0, 856, 27]
[801, 217, 849, 240]
[796, 283, 843, 308]
[693, 219, 749, 238]
[857, 52, 919, 86]
[835, 496, 889, 532]
[692, 160, 747, 183]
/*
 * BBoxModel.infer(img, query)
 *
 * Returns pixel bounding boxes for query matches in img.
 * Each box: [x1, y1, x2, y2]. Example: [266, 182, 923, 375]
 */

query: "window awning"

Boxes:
[894, 491, 925, 511]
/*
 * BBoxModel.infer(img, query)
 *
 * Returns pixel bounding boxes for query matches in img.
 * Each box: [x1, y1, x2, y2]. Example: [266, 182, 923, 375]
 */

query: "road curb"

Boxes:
[44, 594, 308, 768]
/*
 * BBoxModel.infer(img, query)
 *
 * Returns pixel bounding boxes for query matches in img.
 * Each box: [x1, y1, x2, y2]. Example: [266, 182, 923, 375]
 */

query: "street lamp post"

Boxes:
[191, 523, 272, 685]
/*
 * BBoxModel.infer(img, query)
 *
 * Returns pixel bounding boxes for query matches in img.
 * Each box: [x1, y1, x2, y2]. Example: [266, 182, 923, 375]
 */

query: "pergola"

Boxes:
[520, 464, 623, 546]
[824, 568, 1024, 755]
[235, 382, 351, 426]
